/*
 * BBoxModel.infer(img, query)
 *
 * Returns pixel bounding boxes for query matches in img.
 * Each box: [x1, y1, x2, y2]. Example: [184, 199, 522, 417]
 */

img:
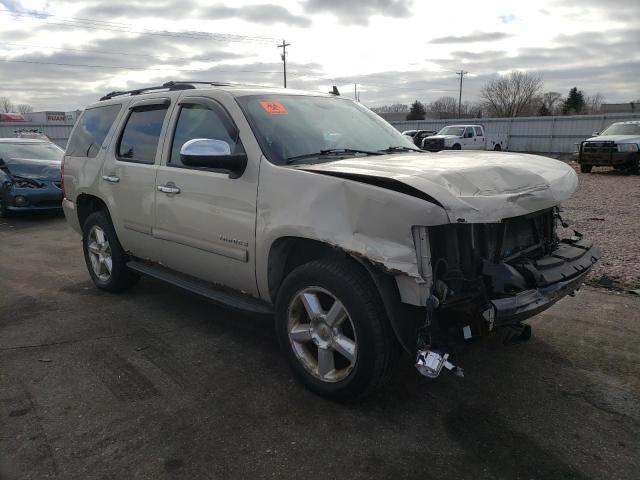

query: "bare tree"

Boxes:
[542, 92, 563, 115]
[479, 71, 544, 117]
[427, 96, 458, 118]
[0, 97, 14, 113]
[584, 93, 604, 114]
[16, 104, 34, 114]
[371, 103, 409, 113]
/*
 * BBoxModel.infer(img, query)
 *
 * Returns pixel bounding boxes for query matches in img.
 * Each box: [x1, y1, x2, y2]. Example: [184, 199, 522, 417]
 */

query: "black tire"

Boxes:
[493, 144, 502, 151]
[629, 158, 640, 175]
[580, 164, 593, 173]
[275, 259, 399, 401]
[452, 144, 461, 150]
[0, 194, 7, 218]
[82, 211, 138, 292]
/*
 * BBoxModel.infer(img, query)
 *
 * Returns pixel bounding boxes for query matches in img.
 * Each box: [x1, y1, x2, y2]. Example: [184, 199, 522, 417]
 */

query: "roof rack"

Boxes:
[99, 81, 234, 101]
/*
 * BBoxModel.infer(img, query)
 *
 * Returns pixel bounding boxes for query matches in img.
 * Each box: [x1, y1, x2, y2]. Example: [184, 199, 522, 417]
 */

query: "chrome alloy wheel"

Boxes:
[287, 287, 358, 382]
[87, 225, 112, 282]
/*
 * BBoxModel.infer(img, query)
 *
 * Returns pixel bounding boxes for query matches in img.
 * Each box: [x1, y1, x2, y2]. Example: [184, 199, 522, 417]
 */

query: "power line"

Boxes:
[2, 42, 238, 63]
[0, 10, 278, 45]
[0, 58, 286, 74]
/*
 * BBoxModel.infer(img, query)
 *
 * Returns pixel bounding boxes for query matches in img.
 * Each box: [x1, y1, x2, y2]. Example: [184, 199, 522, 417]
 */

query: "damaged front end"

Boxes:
[414, 207, 600, 378]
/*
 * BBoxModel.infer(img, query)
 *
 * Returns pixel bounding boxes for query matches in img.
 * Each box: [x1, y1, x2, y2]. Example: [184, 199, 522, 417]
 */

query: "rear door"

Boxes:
[461, 127, 477, 149]
[100, 98, 172, 260]
[153, 94, 259, 296]
[473, 126, 485, 150]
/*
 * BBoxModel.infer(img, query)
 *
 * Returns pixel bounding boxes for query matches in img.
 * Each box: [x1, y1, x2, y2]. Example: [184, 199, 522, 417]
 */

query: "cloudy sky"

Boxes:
[0, 0, 638, 111]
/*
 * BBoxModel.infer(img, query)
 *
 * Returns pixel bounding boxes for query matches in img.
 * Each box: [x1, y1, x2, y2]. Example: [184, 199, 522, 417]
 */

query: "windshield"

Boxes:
[436, 126, 465, 136]
[236, 94, 417, 165]
[600, 123, 640, 136]
[0, 142, 64, 162]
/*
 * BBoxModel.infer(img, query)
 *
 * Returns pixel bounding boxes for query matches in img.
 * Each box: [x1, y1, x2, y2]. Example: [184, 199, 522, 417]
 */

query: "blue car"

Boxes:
[0, 138, 65, 217]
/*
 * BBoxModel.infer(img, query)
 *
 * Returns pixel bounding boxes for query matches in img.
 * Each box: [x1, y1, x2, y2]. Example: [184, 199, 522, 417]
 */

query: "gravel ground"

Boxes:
[559, 159, 639, 291]
[1, 214, 640, 479]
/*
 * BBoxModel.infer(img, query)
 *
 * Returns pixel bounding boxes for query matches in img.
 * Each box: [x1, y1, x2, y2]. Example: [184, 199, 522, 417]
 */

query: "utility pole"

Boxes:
[456, 70, 468, 118]
[354, 83, 357, 101]
[277, 40, 291, 88]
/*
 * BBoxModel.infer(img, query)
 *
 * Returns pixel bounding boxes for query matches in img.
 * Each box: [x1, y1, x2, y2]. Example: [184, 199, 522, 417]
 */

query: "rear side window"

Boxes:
[117, 105, 168, 164]
[474, 127, 483, 136]
[66, 104, 121, 158]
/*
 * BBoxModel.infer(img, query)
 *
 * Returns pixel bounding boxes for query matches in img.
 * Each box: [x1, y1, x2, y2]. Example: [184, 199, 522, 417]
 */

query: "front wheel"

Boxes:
[275, 259, 398, 401]
[452, 144, 461, 150]
[0, 194, 7, 218]
[580, 164, 593, 173]
[493, 144, 502, 151]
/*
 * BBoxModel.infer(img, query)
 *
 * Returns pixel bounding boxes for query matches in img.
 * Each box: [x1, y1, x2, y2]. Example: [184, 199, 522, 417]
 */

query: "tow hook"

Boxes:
[415, 350, 464, 379]
[502, 323, 532, 345]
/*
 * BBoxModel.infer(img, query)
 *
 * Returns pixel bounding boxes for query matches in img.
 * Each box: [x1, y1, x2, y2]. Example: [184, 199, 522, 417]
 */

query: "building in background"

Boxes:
[601, 103, 638, 114]
[0, 113, 27, 122]
[23, 110, 81, 124]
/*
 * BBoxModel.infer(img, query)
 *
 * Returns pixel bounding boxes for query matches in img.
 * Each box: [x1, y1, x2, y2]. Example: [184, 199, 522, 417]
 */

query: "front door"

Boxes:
[153, 95, 259, 296]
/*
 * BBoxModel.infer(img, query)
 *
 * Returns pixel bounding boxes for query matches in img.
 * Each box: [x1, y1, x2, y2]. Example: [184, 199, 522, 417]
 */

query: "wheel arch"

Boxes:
[76, 193, 110, 229]
[267, 236, 421, 354]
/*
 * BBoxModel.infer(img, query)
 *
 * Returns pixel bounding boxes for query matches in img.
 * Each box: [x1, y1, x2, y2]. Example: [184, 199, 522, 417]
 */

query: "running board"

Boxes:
[126, 260, 274, 316]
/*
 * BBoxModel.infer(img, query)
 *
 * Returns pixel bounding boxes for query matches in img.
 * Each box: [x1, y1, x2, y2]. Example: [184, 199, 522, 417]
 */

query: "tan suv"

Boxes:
[62, 81, 600, 400]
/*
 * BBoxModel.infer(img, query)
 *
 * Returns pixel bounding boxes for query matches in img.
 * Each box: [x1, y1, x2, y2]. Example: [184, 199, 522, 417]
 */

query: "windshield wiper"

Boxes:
[379, 146, 422, 153]
[285, 148, 383, 165]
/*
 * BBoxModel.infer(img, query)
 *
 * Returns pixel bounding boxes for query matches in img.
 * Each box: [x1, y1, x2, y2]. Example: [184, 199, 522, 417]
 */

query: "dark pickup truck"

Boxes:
[578, 121, 640, 174]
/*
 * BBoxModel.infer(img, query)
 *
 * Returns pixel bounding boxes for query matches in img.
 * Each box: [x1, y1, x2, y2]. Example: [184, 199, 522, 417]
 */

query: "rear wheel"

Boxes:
[629, 158, 639, 175]
[275, 259, 398, 401]
[580, 164, 593, 173]
[82, 211, 138, 292]
[493, 144, 502, 151]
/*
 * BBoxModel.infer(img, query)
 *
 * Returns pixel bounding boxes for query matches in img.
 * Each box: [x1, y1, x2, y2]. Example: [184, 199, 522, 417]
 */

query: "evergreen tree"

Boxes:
[562, 87, 585, 115]
[406, 100, 426, 120]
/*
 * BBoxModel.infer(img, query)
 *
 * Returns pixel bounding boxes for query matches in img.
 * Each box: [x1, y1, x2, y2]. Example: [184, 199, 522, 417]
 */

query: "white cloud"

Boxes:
[0, 0, 638, 110]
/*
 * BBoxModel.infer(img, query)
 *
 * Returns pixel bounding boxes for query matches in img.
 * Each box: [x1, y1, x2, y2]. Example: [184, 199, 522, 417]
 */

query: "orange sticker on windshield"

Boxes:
[260, 100, 288, 115]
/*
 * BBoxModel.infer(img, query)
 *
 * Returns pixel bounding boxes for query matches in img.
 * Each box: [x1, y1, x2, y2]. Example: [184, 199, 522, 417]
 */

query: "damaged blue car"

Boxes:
[0, 138, 64, 217]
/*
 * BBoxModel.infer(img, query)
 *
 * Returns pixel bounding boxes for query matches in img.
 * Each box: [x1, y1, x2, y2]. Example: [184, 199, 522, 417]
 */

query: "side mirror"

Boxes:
[464, 132, 473, 138]
[180, 139, 247, 177]
[592, 131, 600, 136]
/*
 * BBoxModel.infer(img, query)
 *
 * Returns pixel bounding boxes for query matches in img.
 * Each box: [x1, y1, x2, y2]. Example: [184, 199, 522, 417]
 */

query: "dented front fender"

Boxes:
[255, 160, 449, 301]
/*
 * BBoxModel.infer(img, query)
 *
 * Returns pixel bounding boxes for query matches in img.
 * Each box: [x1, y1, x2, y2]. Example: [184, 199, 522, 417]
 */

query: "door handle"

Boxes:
[102, 175, 120, 183]
[157, 184, 181, 194]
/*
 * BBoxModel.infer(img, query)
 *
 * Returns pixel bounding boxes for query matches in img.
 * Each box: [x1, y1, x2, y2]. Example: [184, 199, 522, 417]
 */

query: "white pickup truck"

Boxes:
[421, 125, 507, 152]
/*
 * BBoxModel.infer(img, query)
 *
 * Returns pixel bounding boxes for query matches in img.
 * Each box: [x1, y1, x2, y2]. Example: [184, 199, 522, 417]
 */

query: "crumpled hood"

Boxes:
[0, 158, 61, 181]
[298, 151, 578, 223]
[586, 135, 640, 143]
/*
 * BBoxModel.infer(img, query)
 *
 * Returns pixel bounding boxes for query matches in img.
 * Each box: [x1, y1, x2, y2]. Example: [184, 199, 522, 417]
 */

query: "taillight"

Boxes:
[60, 156, 65, 197]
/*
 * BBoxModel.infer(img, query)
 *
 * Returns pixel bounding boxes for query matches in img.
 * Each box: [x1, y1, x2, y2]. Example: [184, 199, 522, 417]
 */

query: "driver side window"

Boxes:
[464, 127, 474, 138]
[169, 103, 239, 166]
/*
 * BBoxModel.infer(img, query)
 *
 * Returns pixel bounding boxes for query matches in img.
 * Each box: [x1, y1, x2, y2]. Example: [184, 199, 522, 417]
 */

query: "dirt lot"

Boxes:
[560, 161, 640, 291]
[1, 212, 639, 480]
